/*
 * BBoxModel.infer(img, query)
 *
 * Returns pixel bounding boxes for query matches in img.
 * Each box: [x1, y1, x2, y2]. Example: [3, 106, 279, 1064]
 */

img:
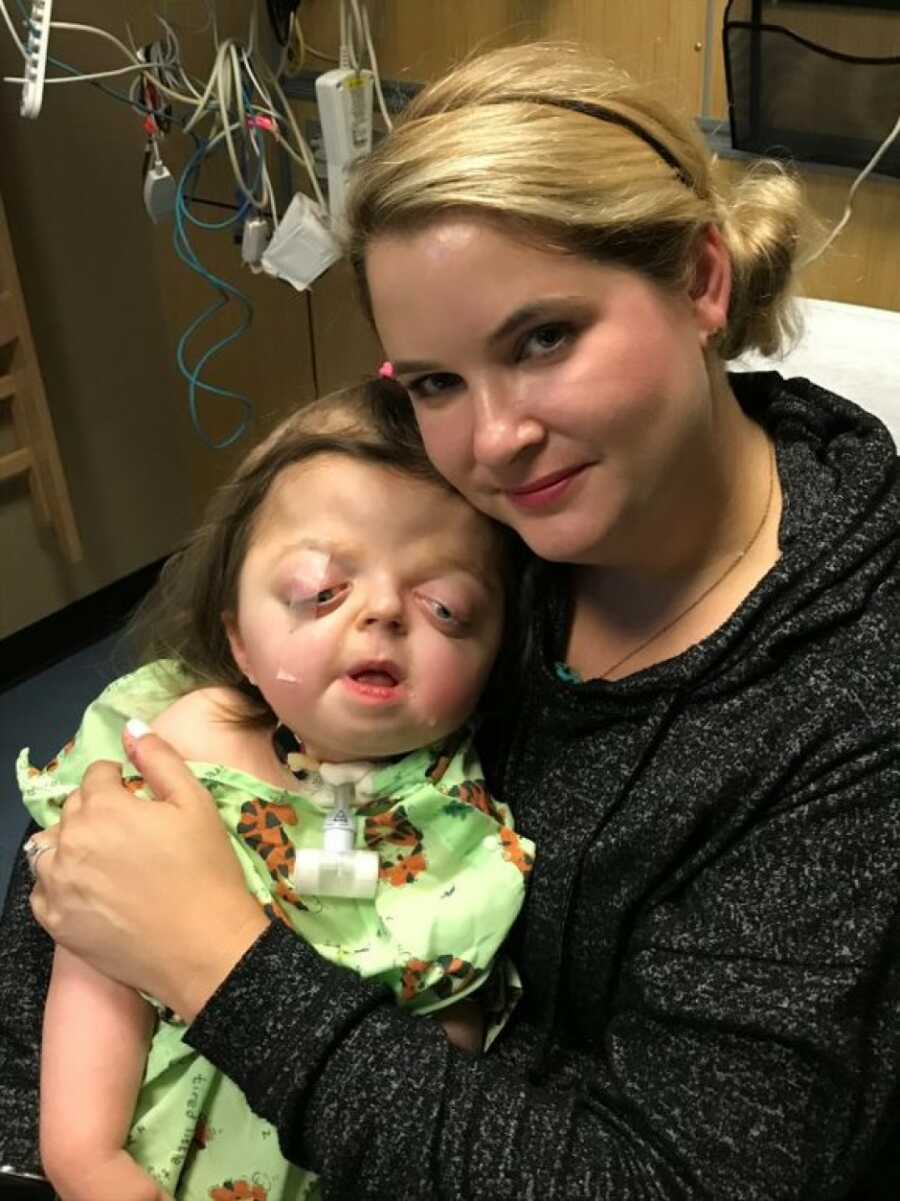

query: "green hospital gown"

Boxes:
[18, 661, 534, 1201]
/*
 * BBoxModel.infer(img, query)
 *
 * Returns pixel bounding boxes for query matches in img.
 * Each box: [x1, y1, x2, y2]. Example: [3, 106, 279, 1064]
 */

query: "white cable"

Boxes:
[275, 10, 295, 79]
[348, 0, 366, 71]
[258, 54, 324, 210]
[801, 110, 900, 267]
[247, 1, 257, 58]
[6, 60, 148, 84]
[360, 2, 392, 131]
[0, 0, 24, 56]
[339, 0, 351, 69]
[153, 19, 203, 102]
[219, 40, 263, 207]
[249, 45, 327, 208]
[49, 20, 135, 62]
[182, 37, 227, 134]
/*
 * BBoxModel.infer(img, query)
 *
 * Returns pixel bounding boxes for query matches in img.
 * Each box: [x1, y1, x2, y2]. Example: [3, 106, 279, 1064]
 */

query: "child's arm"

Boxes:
[40, 946, 172, 1201]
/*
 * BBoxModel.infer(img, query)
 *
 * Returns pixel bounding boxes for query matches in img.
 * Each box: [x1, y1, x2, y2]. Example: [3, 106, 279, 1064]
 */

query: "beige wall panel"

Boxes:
[717, 158, 900, 312]
[310, 259, 382, 395]
[0, 11, 191, 638]
[0, 1, 318, 636]
[302, 1, 707, 106]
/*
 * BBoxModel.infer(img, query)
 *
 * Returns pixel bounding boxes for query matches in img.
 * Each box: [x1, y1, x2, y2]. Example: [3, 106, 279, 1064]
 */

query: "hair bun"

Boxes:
[717, 164, 806, 359]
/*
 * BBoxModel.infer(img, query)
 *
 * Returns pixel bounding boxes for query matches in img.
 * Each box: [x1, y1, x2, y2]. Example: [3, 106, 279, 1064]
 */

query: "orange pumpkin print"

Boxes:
[238, 798, 306, 912]
[209, 1182, 268, 1201]
[400, 957, 432, 1002]
[499, 827, 534, 875]
[425, 729, 467, 783]
[456, 779, 503, 822]
[237, 798, 297, 882]
[401, 955, 477, 1002]
[364, 805, 428, 887]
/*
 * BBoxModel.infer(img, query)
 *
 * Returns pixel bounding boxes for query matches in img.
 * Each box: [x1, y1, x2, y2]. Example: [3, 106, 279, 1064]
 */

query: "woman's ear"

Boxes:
[689, 224, 732, 345]
[223, 612, 254, 684]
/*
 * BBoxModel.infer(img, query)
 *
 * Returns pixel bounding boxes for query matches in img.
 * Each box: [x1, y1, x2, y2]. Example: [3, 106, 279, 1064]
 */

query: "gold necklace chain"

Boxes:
[601, 440, 776, 680]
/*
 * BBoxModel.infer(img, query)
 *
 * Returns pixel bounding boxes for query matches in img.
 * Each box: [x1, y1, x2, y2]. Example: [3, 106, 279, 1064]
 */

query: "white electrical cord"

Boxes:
[0, 0, 24, 55]
[801, 110, 900, 267]
[357, 1, 393, 131]
[338, 0, 393, 130]
[0, 2, 325, 208]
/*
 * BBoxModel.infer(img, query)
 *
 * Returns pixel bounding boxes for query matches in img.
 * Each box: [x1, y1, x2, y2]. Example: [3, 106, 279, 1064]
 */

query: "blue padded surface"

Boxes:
[0, 634, 128, 899]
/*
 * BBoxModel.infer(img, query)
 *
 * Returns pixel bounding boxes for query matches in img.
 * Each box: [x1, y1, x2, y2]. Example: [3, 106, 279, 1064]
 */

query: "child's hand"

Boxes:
[30, 725, 268, 1019]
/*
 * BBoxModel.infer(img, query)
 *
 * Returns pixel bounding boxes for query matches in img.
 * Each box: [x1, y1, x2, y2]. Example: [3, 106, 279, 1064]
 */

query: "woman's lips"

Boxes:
[506, 464, 590, 511]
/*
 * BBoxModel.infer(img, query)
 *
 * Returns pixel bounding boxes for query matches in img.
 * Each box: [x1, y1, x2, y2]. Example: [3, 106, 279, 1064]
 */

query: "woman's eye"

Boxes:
[520, 322, 573, 361]
[406, 372, 463, 400]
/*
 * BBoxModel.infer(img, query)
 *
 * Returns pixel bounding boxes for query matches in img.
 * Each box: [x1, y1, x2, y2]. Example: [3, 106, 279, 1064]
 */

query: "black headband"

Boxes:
[522, 96, 694, 191]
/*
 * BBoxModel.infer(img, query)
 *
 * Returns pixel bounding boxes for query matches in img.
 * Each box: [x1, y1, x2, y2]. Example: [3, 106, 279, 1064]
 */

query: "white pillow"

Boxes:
[733, 298, 900, 449]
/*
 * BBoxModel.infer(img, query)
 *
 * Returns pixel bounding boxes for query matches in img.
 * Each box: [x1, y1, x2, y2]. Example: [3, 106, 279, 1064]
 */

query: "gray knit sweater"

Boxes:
[2, 373, 899, 1199]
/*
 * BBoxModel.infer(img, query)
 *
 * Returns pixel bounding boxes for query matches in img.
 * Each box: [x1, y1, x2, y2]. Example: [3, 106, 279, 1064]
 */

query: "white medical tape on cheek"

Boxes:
[276, 548, 335, 684]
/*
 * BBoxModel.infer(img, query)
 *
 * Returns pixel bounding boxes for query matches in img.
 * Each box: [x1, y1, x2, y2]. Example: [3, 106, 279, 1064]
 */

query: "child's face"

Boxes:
[225, 454, 506, 762]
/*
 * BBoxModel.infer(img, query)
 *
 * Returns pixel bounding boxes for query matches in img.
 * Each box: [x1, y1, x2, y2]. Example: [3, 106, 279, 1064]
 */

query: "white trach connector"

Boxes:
[315, 66, 374, 222]
[241, 214, 270, 268]
[19, 0, 53, 119]
[294, 777, 380, 899]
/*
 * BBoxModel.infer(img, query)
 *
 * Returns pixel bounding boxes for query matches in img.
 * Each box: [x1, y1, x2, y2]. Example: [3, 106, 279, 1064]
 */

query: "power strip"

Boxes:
[315, 67, 374, 222]
[20, 0, 53, 119]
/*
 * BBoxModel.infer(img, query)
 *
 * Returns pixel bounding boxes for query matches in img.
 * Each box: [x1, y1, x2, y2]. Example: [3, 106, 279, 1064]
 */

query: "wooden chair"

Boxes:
[0, 187, 81, 562]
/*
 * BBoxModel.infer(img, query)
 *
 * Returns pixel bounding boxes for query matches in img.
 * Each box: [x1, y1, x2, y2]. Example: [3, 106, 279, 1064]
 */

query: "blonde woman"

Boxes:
[10, 44, 900, 1200]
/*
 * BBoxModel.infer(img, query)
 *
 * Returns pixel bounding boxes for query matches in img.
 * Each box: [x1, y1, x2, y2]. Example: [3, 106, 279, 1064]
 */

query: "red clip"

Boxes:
[248, 115, 277, 133]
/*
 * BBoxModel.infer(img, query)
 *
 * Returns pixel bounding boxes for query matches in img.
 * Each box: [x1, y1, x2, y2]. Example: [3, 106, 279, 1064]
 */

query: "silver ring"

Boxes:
[23, 836, 53, 878]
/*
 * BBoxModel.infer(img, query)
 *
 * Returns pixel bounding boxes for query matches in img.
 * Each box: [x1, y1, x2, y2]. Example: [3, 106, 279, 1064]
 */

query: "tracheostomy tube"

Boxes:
[277, 550, 380, 899]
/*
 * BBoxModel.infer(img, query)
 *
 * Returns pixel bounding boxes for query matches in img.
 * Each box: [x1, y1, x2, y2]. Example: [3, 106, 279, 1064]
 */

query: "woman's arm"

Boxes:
[0, 825, 52, 1174]
[29, 727, 900, 1199]
[184, 721, 900, 1201]
[40, 947, 169, 1201]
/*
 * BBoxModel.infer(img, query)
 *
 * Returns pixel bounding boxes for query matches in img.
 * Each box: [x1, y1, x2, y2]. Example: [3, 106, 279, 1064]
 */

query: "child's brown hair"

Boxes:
[134, 380, 521, 728]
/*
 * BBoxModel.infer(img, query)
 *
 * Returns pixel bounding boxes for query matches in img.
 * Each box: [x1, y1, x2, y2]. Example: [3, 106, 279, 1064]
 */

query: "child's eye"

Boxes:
[418, 594, 467, 632]
[519, 322, 574, 361]
[406, 372, 463, 400]
[286, 582, 348, 613]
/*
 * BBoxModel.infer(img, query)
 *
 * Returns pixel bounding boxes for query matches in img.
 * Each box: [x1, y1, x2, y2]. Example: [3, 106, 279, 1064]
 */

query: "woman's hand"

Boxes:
[29, 726, 268, 1020]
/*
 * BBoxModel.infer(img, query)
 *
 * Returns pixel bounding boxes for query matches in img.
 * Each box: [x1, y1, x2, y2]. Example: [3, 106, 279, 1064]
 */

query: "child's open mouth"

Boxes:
[343, 661, 405, 703]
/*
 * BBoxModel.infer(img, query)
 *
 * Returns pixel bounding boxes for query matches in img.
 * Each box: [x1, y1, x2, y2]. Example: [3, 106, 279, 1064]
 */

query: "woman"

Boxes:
[5, 43, 900, 1199]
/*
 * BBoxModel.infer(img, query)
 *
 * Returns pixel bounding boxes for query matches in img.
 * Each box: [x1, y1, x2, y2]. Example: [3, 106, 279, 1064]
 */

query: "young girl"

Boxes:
[18, 382, 533, 1201]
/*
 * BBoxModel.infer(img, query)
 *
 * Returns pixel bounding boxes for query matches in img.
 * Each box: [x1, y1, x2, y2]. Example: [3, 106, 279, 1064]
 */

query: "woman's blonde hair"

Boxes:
[346, 42, 810, 359]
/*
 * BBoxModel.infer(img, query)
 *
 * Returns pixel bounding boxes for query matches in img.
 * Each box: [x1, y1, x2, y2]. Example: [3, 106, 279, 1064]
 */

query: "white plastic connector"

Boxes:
[143, 158, 176, 223]
[20, 0, 53, 119]
[294, 784, 380, 899]
[315, 67, 374, 223]
[241, 215, 270, 268]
